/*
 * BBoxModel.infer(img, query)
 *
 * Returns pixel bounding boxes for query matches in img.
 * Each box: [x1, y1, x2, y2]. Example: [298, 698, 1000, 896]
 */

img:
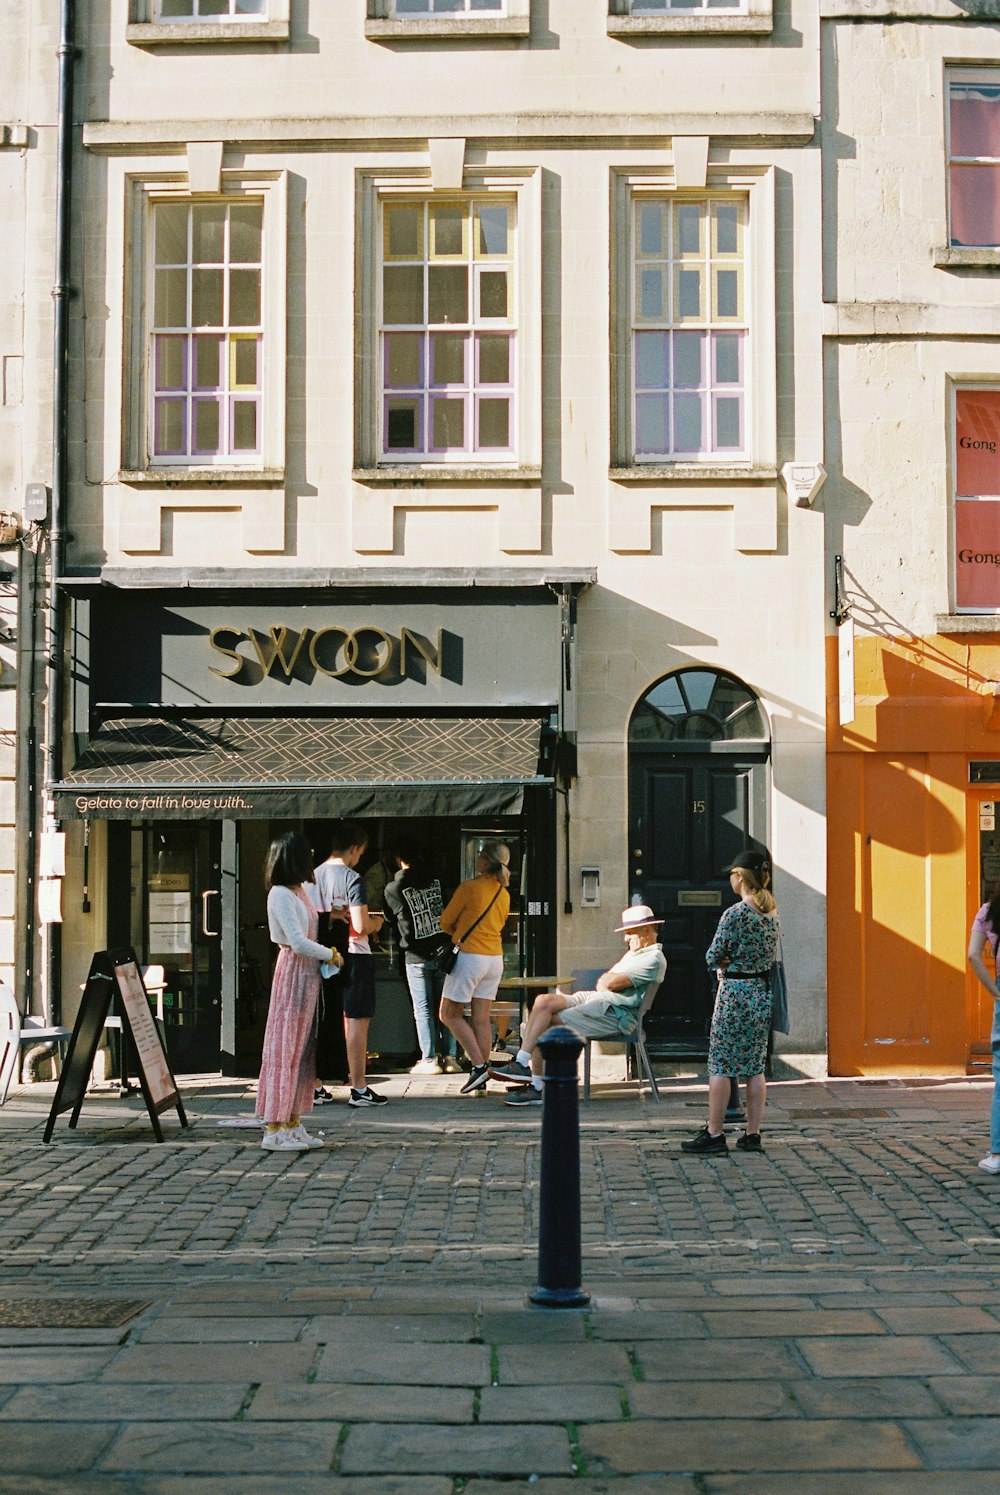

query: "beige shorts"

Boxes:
[558, 991, 633, 1040]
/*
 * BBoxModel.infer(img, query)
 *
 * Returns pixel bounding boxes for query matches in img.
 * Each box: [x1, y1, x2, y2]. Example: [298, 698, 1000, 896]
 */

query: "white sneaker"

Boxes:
[979, 1153, 1000, 1174]
[289, 1125, 324, 1149]
[261, 1127, 309, 1152]
[410, 1058, 443, 1075]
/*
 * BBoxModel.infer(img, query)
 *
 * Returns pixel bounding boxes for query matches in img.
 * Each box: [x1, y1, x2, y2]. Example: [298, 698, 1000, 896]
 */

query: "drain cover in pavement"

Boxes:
[0, 1299, 150, 1328]
[784, 1108, 890, 1119]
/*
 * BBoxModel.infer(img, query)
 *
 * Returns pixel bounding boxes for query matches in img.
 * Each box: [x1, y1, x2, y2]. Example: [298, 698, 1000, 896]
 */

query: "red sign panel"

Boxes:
[956, 499, 1000, 609]
[956, 389, 1000, 496]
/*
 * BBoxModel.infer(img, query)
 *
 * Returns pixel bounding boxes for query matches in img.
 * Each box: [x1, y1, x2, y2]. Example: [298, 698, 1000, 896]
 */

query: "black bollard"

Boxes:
[529, 1026, 590, 1308]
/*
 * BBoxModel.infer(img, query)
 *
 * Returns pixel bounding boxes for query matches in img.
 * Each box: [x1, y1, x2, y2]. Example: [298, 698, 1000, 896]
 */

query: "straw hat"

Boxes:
[615, 904, 664, 932]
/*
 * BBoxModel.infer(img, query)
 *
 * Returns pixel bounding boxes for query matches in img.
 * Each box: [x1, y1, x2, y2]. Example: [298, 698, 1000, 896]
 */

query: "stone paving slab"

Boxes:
[635, 1336, 803, 1380]
[704, 1478, 1000, 1493]
[0, 1482, 144, 1495]
[478, 1310, 588, 1342]
[628, 1379, 797, 1419]
[300, 1313, 473, 1343]
[313, 1340, 490, 1386]
[496, 1342, 633, 1384]
[136, 1315, 307, 1342]
[468, 1483, 698, 1495]
[0, 1422, 118, 1474]
[140, 1481, 452, 1495]
[248, 1382, 474, 1423]
[784, 1376, 946, 1419]
[904, 1416, 1000, 1470]
[339, 1422, 574, 1476]
[580, 1416, 922, 1473]
[699, 1309, 886, 1338]
[796, 1335, 965, 1378]
[586, 1310, 707, 1340]
[0, 1381, 251, 1421]
[478, 1382, 627, 1422]
[0, 1349, 118, 1383]
[101, 1342, 318, 1382]
[100, 1420, 343, 1475]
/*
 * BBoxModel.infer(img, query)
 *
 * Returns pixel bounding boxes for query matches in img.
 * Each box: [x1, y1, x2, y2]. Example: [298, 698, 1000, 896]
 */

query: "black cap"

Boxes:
[725, 849, 771, 878]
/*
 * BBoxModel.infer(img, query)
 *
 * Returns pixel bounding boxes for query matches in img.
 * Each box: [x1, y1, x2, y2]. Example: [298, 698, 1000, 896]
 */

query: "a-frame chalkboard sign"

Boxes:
[43, 948, 189, 1143]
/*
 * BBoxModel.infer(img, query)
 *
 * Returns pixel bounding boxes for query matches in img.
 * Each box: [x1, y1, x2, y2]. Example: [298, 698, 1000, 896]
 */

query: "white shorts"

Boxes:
[441, 952, 504, 1006]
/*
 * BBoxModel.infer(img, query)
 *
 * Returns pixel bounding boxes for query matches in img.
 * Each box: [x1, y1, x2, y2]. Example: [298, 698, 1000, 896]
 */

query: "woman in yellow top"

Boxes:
[439, 840, 511, 1094]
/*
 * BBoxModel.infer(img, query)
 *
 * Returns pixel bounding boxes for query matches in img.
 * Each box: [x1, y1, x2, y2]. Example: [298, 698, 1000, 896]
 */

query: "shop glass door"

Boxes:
[131, 823, 223, 1073]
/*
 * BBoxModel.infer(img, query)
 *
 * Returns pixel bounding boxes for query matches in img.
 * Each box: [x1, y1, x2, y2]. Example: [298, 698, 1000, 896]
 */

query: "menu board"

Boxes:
[44, 949, 188, 1143]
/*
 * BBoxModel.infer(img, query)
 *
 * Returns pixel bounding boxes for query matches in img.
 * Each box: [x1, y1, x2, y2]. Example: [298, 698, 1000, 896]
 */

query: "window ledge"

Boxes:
[354, 465, 541, 484]
[610, 464, 777, 482]
[126, 21, 290, 45]
[364, 17, 530, 39]
[937, 613, 1000, 633]
[117, 468, 285, 487]
[934, 245, 1000, 269]
[608, 13, 772, 35]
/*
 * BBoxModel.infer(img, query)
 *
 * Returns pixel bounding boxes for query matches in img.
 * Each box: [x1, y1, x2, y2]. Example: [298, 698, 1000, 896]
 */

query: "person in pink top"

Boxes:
[968, 885, 1000, 1174]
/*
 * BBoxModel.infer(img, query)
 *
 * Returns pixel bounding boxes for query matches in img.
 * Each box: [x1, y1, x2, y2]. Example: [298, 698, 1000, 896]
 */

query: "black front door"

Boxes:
[629, 751, 769, 1051]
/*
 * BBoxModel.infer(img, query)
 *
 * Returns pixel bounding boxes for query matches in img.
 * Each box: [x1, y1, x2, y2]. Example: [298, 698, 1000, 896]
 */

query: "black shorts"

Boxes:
[342, 952, 377, 1020]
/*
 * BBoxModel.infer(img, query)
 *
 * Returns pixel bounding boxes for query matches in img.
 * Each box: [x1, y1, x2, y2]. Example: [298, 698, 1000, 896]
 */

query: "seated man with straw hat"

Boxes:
[488, 905, 667, 1108]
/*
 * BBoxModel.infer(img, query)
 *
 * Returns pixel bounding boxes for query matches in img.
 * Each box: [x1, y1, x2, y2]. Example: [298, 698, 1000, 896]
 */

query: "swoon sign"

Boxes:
[89, 596, 563, 709]
[208, 624, 445, 684]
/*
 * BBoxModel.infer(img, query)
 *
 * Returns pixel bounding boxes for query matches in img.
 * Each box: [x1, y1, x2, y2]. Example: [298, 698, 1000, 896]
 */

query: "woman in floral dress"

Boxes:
[682, 850, 779, 1157]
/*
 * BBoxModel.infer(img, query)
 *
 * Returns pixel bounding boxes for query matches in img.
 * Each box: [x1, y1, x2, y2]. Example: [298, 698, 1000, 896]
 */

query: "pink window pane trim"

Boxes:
[956, 388, 1000, 497]
[950, 164, 1000, 248]
[951, 93, 1000, 160]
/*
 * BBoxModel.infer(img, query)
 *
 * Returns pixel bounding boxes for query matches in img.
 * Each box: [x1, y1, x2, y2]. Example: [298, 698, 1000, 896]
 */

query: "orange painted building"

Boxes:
[827, 632, 1000, 1076]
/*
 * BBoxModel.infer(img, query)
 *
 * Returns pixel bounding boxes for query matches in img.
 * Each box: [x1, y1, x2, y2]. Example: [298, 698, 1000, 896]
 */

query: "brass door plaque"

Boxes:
[677, 890, 722, 907]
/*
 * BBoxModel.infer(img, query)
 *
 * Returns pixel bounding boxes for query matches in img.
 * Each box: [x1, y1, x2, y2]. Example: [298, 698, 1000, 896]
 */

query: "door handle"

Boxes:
[201, 889, 221, 937]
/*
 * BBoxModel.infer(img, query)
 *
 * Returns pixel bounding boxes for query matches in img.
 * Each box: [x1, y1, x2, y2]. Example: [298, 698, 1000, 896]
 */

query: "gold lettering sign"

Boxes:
[208, 625, 443, 685]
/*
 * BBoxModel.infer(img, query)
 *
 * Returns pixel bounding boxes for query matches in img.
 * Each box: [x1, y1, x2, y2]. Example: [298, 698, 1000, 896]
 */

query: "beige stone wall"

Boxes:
[53, 0, 829, 1054]
[0, 0, 59, 997]
[822, 15, 1000, 637]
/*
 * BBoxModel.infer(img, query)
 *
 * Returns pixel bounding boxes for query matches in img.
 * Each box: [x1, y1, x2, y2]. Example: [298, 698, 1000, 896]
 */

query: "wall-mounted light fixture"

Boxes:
[581, 866, 601, 908]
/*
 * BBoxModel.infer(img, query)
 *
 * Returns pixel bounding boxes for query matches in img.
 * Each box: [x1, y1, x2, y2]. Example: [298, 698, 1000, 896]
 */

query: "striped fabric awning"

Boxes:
[54, 715, 550, 819]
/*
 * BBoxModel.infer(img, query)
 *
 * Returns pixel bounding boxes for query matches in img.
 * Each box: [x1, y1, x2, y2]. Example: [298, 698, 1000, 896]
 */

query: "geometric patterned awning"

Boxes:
[53, 716, 549, 820]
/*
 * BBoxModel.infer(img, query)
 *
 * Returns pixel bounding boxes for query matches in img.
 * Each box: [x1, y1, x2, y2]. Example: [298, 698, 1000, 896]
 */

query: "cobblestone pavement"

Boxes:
[2, 1070, 1000, 1490]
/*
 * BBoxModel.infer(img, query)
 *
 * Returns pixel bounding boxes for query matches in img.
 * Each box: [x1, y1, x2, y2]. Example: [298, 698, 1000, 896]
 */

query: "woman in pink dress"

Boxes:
[257, 832, 342, 1153]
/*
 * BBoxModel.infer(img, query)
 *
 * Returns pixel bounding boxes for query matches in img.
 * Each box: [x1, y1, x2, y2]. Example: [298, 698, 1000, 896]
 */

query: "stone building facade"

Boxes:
[14, 0, 829, 1077]
[823, 0, 1000, 1074]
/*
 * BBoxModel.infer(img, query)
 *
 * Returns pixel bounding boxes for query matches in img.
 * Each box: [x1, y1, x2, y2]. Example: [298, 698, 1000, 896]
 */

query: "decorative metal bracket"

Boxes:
[830, 554, 851, 626]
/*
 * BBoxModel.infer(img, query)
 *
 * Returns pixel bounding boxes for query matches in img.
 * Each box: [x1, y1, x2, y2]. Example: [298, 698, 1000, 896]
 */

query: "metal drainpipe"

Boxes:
[43, 0, 77, 1025]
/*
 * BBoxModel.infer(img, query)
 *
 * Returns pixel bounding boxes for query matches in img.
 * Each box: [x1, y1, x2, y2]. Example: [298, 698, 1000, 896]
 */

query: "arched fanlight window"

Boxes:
[629, 668, 768, 744]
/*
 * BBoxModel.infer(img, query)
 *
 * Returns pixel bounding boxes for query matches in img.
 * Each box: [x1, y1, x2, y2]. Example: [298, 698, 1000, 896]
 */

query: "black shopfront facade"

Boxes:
[54, 571, 590, 1075]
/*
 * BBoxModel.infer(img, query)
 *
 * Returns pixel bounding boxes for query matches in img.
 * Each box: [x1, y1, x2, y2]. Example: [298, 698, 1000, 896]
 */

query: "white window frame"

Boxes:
[610, 166, 776, 478]
[127, 0, 289, 45]
[365, 0, 529, 39]
[355, 168, 541, 479]
[607, 0, 771, 36]
[121, 171, 287, 482]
